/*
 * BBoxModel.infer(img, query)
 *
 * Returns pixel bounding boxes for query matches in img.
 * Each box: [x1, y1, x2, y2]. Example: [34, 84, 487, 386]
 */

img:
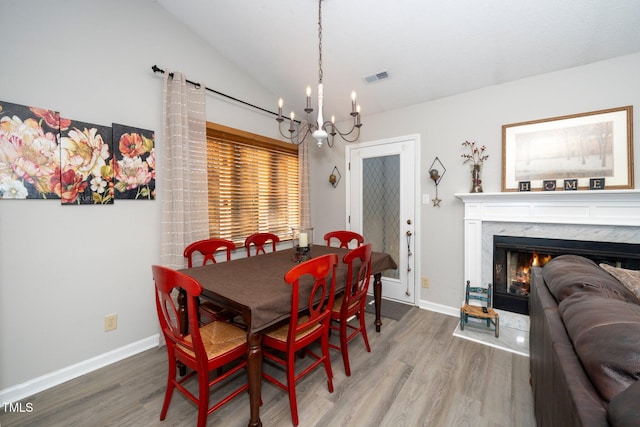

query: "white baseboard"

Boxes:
[0, 334, 160, 404]
[418, 299, 459, 318]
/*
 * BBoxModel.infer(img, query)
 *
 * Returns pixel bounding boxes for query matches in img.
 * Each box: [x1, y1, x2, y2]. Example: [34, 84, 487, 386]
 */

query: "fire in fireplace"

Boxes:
[493, 236, 640, 314]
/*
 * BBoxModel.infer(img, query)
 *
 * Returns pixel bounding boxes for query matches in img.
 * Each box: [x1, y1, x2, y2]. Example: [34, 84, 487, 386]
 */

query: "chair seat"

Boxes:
[264, 315, 322, 343]
[180, 321, 247, 359]
[331, 294, 359, 314]
[461, 304, 499, 320]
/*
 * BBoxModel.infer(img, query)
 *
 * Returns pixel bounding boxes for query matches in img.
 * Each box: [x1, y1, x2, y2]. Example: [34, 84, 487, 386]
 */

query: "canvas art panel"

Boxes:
[112, 123, 155, 200]
[0, 100, 64, 199]
[59, 119, 114, 204]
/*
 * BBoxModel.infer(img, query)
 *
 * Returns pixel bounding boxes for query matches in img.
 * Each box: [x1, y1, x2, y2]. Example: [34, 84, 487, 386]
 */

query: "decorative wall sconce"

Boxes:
[428, 157, 446, 207]
[329, 166, 341, 188]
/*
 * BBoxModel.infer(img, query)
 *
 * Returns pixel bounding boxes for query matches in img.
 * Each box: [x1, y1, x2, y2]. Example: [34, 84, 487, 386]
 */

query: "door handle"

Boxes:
[405, 229, 413, 295]
[406, 230, 413, 267]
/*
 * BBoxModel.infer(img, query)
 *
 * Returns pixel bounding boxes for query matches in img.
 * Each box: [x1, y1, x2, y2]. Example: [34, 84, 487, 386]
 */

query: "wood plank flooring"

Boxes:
[0, 308, 536, 427]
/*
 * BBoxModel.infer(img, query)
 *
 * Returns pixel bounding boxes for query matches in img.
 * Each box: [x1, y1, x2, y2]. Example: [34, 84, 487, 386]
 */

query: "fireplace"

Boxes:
[456, 190, 640, 328]
[492, 235, 640, 314]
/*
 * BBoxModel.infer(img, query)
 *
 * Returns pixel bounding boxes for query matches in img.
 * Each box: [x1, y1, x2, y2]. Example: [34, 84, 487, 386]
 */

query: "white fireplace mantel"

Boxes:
[455, 190, 640, 285]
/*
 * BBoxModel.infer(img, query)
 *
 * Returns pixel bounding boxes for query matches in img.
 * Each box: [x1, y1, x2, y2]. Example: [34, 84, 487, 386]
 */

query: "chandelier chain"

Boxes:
[318, 0, 323, 84]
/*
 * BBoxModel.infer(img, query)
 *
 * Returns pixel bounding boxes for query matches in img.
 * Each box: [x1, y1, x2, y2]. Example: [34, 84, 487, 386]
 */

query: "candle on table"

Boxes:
[299, 232, 308, 248]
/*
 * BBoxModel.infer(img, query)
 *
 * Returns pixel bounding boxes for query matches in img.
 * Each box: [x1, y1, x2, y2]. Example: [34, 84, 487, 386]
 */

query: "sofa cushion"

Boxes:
[560, 295, 640, 402]
[542, 254, 638, 304]
[599, 263, 640, 302]
[607, 379, 640, 427]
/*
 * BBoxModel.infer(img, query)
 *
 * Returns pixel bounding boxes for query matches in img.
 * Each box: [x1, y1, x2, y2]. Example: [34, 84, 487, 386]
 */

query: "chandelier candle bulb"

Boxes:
[289, 112, 295, 132]
[305, 86, 312, 112]
[278, 98, 283, 119]
[351, 91, 357, 113]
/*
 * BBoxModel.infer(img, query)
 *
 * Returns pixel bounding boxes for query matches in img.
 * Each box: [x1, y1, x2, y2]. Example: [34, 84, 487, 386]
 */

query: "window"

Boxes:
[206, 122, 298, 245]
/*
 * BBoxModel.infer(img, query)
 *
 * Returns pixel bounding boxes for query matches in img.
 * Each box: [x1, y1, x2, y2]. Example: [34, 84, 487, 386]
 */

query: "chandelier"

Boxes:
[276, 0, 362, 148]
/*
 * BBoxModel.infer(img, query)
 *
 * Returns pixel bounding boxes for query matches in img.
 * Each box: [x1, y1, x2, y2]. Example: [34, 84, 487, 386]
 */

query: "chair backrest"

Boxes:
[465, 280, 493, 307]
[152, 265, 207, 367]
[284, 253, 338, 343]
[244, 232, 280, 257]
[324, 230, 364, 249]
[342, 243, 373, 311]
[183, 238, 236, 268]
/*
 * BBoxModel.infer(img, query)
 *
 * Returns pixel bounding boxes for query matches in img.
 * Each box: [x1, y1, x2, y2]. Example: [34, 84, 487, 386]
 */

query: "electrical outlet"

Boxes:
[422, 277, 430, 288]
[104, 314, 118, 332]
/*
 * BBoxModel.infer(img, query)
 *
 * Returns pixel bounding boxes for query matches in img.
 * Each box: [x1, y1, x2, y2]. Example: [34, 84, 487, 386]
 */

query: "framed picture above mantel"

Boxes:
[501, 106, 634, 191]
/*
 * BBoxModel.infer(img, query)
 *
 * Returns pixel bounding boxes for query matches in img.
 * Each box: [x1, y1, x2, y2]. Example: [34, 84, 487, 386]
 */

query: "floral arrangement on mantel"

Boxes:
[461, 140, 489, 165]
[461, 140, 488, 193]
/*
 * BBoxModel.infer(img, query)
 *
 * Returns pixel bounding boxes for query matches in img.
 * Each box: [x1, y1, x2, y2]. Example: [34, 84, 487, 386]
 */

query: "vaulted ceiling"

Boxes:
[157, 0, 640, 122]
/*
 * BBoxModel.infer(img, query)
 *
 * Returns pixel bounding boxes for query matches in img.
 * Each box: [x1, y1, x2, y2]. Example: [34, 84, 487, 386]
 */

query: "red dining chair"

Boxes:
[152, 265, 249, 427]
[184, 238, 236, 268]
[261, 254, 338, 426]
[329, 243, 373, 376]
[324, 230, 364, 249]
[244, 232, 280, 257]
[183, 238, 237, 325]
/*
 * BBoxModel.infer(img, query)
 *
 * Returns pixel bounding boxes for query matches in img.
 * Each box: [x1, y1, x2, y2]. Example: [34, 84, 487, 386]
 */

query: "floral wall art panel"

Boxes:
[0, 100, 65, 199]
[112, 123, 155, 200]
[59, 119, 113, 204]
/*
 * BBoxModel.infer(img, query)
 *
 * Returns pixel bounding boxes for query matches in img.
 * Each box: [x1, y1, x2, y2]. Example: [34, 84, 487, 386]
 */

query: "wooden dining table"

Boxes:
[180, 244, 397, 427]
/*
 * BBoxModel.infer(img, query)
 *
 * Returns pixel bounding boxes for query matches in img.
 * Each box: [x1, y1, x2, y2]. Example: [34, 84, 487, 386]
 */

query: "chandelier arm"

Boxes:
[335, 128, 361, 143]
[278, 121, 313, 145]
[322, 119, 361, 143]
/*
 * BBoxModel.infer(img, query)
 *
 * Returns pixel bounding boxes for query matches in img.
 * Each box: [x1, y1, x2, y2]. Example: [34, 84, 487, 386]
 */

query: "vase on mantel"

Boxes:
[470, 164, 483, 193]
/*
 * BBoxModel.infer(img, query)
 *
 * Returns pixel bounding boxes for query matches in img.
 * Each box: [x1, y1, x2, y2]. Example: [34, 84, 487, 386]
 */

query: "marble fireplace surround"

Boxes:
[456, 190, 640, 330]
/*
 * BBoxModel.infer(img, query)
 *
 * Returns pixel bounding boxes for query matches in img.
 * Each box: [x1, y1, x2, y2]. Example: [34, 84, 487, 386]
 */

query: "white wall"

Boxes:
[0, 0, 279, 398]
[309, 52, 640, 311]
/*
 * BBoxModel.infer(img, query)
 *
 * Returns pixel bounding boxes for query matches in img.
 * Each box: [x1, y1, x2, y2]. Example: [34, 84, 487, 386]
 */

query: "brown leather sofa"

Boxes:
[530, 254, 640, 427]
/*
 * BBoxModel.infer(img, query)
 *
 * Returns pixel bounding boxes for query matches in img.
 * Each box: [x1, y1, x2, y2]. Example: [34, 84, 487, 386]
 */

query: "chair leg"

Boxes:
[197, 370, 210, 427]
[495, 317, 500, 338]
[321, 327, 334, 393]
[459, 313, 465, 331]
[359, 309, 371, 353]
[160, 355, 177, 421]
[340, 320, 351, 377]
[286, 350, 299, 426]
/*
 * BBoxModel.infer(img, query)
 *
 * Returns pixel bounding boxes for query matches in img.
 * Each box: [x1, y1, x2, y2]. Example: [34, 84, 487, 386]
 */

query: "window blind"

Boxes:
[206, 123, 298, 245]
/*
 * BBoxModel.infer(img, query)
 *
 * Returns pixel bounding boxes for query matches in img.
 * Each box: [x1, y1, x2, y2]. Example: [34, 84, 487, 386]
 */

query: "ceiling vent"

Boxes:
[364, 70, 389, 83]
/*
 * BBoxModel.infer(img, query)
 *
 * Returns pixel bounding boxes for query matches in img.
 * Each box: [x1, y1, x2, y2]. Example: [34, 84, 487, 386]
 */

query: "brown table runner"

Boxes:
[181, 245, 397, 333]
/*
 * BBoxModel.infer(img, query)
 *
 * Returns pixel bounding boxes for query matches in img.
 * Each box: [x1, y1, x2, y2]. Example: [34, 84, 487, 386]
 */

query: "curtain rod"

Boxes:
[151, 65, 286, 120]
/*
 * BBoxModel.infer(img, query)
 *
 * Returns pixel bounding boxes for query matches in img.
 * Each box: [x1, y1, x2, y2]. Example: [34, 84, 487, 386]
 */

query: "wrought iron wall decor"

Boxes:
[329, 166, 341, 188]
[428, 157, 446, 207]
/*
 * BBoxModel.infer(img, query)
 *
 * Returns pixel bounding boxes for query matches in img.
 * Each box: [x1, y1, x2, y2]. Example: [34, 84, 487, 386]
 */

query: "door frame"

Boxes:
[345, 134, 421, 304]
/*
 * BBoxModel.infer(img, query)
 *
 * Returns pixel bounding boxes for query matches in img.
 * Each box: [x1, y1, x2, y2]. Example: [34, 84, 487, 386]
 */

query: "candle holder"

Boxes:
[291, 227, 313, 263]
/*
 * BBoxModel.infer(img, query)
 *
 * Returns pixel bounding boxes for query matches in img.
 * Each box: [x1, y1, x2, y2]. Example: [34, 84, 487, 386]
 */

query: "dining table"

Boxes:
[180, 244, 397, 427]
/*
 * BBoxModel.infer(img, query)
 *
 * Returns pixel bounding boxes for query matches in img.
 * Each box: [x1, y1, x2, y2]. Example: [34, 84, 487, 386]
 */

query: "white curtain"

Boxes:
[298, 137, 312, 230]
[160, 71, 208, 269]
